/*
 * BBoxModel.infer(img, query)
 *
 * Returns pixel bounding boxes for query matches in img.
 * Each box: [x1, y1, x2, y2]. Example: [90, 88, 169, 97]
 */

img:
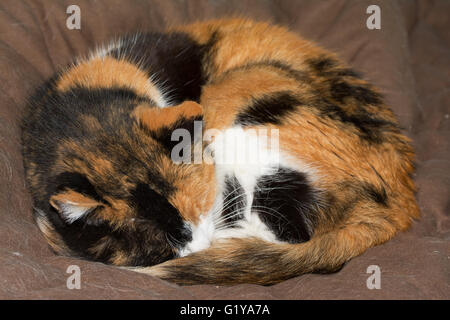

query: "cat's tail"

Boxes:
[127, 217, 403, 285]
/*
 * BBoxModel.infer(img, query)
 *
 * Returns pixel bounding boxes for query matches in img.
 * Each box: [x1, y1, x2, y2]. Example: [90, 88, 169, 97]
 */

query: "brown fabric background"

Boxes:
[0, 0, 448, 299]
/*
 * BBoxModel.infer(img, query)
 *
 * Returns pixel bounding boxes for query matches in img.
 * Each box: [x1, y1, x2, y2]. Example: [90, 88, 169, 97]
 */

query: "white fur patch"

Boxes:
[179, 126, 316, 256]
[89, 38, 124, 60]
[57, 201, 93, 224]
[147, 72, 172, 108]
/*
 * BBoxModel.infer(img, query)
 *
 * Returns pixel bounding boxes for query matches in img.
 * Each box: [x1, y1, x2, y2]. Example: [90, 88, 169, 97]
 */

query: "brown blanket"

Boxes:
[0, 0, 448, 299]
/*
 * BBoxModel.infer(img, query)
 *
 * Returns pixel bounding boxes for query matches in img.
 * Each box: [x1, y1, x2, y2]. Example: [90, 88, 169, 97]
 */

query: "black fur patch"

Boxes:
[221, 175, 246, 226]
[60, 217, 117, 261]
[130, 183, 192, 245]
[235, 92, 301, 126]
[307, 57, 362, 79]
[308, 56, 338, 74]
[252, 168, 317, 243]
[307, 57, 377, 105]
[329, 79, 382, 105]
[109, 31, 218, 104]
[362, 183, 388, 207]
[314, 98, 398, 143]
[51, 172, 103, 202]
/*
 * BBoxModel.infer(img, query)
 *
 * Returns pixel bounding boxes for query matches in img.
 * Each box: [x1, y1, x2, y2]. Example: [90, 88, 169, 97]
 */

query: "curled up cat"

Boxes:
[21, 18, 419, 285]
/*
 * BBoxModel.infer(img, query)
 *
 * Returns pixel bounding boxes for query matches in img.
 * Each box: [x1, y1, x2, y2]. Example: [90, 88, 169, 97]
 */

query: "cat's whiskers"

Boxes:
[214, 208, 245, 229]
[250, 204, 291, 224]
[220, 192, 247, 211]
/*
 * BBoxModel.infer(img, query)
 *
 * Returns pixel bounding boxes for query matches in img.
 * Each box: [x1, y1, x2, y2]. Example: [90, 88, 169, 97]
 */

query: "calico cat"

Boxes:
[21, 18, 419, 285]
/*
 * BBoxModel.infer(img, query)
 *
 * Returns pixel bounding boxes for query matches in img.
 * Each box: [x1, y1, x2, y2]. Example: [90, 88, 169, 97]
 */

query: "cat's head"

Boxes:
[34, 100, 217, 266]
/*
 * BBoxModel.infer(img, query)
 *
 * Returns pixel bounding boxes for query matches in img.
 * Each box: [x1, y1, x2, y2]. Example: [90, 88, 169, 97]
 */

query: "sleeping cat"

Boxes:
[21, 18, 419, 285]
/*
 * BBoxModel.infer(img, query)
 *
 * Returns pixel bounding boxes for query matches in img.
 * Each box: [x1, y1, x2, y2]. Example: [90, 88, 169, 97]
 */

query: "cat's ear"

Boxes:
[134, 101, 203, 132]
[50, 190, 102, 224]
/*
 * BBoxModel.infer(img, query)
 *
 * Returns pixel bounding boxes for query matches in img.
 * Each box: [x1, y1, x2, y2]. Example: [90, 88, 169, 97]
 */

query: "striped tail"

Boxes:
[127, 217, 399, 285]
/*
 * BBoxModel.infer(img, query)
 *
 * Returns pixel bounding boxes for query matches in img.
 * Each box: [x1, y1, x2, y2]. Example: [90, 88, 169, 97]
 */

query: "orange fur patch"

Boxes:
[134, 101, 203, 132]
[56, 56, 163, 101]
[176, 18, 328, 76]
[170, 163, 217, 224]
[50, 189, 101, 210]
